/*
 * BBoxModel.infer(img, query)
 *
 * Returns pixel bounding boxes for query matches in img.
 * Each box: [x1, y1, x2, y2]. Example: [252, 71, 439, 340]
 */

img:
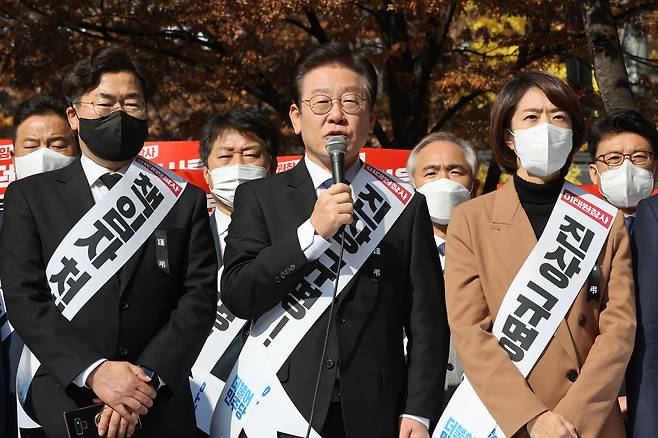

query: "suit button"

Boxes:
[336, 315, 347, 324]
[118, 346, 128, 356]
[242, 327, 250, 337]
[578, 315, 587, 326]
[567, 369, 578, 382]
[324, 359, 335, 369]
[120, 301, 129, 311]
[447, 363, 454, 371]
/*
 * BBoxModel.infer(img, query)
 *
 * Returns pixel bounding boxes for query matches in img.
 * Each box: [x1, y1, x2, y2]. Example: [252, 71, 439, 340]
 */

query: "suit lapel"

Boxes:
[55, 159, 94, 224]
[489, 179, 536, 279]
[286, 159, 317, 226]
[491, 178, 579, 365]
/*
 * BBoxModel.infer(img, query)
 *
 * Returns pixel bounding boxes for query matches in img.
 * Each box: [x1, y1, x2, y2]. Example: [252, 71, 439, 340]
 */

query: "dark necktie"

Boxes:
[99, 173, 123, 291]
[624, 216, 635, 235]
[99, 173, 122, 190]
[438, 242, 446, 258]
[321, 177, 351, 191]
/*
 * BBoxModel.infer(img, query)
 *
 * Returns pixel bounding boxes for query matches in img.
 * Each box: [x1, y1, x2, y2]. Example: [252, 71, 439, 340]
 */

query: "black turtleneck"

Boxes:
[513, 172, 565, 239]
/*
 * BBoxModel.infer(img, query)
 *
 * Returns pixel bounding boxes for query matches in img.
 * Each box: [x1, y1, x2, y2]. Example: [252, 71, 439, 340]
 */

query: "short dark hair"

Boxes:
[199, 107, 281, 171]
[291, 42, 378, 106]
[587, 109, 658, 160]
[12, 95, 69, 142]
[62, 47, 153, 105]
[489, 71, 585, 173]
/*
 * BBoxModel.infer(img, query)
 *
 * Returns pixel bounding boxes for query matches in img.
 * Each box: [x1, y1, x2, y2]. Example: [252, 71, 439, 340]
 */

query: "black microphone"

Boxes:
[325, 135, 347, 185]
[306, 135, 348, 438]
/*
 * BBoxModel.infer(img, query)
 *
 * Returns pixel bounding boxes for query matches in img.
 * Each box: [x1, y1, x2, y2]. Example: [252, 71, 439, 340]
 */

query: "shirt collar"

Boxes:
[80, 153, 131, 187]
[303, 155, 362, 189]
[214, 208, 231, 235]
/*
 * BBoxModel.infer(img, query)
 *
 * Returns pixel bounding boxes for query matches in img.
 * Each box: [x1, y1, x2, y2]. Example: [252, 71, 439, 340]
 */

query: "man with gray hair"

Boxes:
[406, 131, 479, 406]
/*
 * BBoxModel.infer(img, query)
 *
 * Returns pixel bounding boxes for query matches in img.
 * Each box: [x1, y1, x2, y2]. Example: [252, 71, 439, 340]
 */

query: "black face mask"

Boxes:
[78, 111, 148, 161]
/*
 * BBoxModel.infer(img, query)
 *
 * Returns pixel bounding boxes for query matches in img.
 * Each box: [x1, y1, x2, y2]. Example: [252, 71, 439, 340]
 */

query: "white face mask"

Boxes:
[511, 123, 573, 177]
[210, 164, 267, 209]
[14, 147, 76, 179]
[598, 159, 655, 208]
[416, 178, 472, 225]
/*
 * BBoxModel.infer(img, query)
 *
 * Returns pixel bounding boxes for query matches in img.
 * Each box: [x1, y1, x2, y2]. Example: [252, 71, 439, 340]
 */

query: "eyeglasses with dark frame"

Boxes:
[301, 94, 368, 116]
[595, 151, 655, 168]
[75, 97, 147, 119]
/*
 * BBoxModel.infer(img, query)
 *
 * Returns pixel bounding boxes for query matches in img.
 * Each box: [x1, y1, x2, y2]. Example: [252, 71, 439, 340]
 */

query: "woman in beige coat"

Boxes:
[445, 72, 635, 438]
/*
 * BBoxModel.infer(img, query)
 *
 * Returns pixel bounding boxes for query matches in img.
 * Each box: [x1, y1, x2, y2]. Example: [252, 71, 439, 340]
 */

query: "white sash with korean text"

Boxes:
[189, 265, 250, 435]
[15, 156, 187, 433]
[209, 163, 414, 438]
[434, 182, 617, 438]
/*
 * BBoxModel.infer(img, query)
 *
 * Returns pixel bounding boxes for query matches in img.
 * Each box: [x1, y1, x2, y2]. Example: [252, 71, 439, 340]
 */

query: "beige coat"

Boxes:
[445, 179, 636, 438]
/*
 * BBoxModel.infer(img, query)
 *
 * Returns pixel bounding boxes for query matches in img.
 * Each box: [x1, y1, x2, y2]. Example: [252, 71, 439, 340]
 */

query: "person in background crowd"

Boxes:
[200, 107, 280, 263]
[406, 131, 479, 407]
[1, 95, 80, 437]
[616, 112, 658, 437]
[0, 47, 217, 438]
[190, 107, 279, 436]
[445, 71, 635, 438]
[586, 109, 658, 423]
[221, 42, 449, 438]
[11, 95, 79, 180]
[588, 109, 657, 224]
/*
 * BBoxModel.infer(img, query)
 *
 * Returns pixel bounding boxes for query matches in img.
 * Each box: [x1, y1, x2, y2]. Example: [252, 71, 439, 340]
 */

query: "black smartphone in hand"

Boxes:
[63, 403, 142, 437]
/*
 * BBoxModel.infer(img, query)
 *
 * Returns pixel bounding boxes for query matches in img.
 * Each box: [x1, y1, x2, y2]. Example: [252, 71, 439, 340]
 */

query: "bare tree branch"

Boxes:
[429, 90, 485, 133]
[304, 7, 329, 43]
[614, 1, 658, 21]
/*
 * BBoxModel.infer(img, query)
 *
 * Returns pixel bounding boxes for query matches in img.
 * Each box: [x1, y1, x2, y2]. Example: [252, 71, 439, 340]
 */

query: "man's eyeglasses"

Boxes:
[595, 151, 654, 167]
[301, 94, 368, 116]
[75, 98, 147, 119]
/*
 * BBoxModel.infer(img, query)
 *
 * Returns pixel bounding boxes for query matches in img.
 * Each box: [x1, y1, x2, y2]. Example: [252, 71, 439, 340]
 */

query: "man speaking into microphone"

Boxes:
[221, 43, 449, 438]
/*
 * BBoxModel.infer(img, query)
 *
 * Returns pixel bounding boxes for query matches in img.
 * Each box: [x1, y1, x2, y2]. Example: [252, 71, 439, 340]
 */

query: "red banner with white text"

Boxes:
[0, 141, 414, 210]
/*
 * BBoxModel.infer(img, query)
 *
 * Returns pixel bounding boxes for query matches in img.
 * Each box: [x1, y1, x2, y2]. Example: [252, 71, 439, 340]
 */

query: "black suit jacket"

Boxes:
[627, 195, 658, 436]
[221, 160, 449, 437]
[0, 159, 217, 438]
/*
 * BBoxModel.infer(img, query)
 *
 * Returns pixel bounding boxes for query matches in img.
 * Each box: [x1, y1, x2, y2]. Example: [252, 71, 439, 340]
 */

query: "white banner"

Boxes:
[210, 164, 414, 438]
[434, 183, 617, 438]
[14, 156, 187, 431]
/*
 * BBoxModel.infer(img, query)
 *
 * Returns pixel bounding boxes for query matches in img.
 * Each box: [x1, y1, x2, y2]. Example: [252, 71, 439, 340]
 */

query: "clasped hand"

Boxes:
[86, 361, 157, 438]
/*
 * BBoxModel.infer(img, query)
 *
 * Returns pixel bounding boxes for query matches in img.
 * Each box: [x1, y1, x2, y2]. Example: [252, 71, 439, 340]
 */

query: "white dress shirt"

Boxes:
[214, 208, 231, 261]
[434, 234, 446, 272]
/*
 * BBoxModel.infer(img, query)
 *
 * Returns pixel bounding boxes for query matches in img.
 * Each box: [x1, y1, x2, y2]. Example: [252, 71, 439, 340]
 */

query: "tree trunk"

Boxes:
[579, 0, 636, 112]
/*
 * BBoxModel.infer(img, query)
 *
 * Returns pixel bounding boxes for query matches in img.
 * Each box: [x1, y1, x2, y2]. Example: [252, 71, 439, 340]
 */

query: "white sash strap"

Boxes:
[15, 157, 187, 431]
[208, 164, 414, 438]
[434, 183, 617, 438]
[190, 266, 253, 434]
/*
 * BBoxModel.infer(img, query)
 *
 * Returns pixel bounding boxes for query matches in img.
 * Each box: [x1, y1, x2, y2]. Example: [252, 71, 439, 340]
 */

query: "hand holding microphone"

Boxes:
[310, 136, 353, 239]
